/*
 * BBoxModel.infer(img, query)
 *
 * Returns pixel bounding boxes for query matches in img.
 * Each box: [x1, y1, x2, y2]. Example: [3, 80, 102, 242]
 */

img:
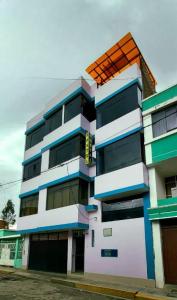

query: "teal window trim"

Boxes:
[95, 78, 142, 108]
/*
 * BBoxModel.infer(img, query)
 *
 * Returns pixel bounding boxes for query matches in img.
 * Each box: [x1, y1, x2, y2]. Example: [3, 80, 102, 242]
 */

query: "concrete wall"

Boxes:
[95, 163, 149, 198]
[95, 108, 142, 148]
[85, 197, 147, 279]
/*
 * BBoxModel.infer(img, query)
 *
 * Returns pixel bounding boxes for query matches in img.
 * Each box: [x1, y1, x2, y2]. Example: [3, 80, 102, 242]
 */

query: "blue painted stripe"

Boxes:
[95, 78, 142, 108]
[25, 119, 45, 135]
[85, 205, 98, 212]
[19, 173, 91, 200]
[22, 153, 42, 166]
[95, 183, 149, 200]
[44, 87, 92, 119]
[143, 193, 155, 279]
[95, 126, 143, 150]
[41, 127, 86, 153]
[19, 188, 39, 198]
[17, 222, 89, 235]
[39, 171, 91, 191]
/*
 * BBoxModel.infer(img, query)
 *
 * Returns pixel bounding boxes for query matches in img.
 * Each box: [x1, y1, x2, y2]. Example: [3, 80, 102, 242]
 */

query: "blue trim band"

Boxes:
[143, 193, 155, 279]
[17, 222, 89, 235]
[95, 183, 149, 200]
[22, 153, 42, 166]
[19, 188, 39, 198]
[85, 205, 98, 212]
[25, 119, 45, 135]
[39, 171, 91, 191]
[41, 127, 86, 153]
[95, 78, 142, 108]
[95, 126, 143, 150]
[44, 87, 92, 119]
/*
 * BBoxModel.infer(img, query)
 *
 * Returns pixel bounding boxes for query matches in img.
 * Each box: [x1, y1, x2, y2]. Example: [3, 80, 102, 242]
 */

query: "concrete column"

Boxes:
[67, 231, 73, 275]
[22, 235, 30, 269]
[149, 167, 165, 288]
[41, 151, 49, 172]
[152, 221, 165, 288]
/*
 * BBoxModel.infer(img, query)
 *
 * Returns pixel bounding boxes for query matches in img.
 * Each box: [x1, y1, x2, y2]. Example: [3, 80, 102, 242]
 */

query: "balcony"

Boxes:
[17, 203, 89, 234]
[95, 162, 149, 200]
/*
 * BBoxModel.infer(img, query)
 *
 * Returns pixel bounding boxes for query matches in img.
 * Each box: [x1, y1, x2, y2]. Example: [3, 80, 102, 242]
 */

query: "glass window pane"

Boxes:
[20, 194, 39, 217]
[166, 106, 177, 132]
[96, 84, 139, 129]
[49, 134, 85, 168]
[45, 108, 62, 134]
[23, 158, 41, 181]
[97, 132, 142, 175]
[46, 179, 88, 210]
[102, 195, 144, 222]
[64, 95, 82, 123]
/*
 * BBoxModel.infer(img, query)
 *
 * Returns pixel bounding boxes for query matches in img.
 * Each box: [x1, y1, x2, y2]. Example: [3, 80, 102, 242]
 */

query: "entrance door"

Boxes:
[29, 239, 68, 273]
[75, 236, 84, 272]
[162, 219, 177, 284]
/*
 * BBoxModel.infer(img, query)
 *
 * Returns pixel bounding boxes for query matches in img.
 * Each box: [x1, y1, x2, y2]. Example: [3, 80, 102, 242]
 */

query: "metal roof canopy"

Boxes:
[86, 32, 156, 87]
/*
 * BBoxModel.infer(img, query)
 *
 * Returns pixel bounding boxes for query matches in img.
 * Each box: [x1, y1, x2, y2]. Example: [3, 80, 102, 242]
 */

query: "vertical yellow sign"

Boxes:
[85, 132, 92, 165]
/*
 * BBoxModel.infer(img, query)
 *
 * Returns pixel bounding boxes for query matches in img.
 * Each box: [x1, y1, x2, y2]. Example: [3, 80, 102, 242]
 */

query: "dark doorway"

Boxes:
[29, 239, 67, 273]
[75, 236, 85, 272]
[161, 219, 177, 284]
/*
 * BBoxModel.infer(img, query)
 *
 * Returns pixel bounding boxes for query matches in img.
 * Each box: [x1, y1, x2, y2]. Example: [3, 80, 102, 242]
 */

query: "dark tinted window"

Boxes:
[97, 132, 143, 176]
[49, 134, 85, 168]
[96, 84, 140, 129]
[46, 179, 88, 210]
[20, 194, 38, 217]
[23, 157, 41, 181]
[152, 103, 177, 138]
[102, 195, 144, 222]
[45, 108, 62, 135]
[90, 181, 94, 197]
[64, 94, 96, 123]
[25, 125, 44, 150]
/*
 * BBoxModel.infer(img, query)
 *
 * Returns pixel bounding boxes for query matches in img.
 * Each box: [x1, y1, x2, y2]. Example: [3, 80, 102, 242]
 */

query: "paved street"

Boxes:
[0, 272, 122, 300]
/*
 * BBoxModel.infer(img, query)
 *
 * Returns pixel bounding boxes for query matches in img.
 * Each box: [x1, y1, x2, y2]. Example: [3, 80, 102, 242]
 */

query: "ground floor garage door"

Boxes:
[161, 219, 177, 284]
[29, 233, 68, 273]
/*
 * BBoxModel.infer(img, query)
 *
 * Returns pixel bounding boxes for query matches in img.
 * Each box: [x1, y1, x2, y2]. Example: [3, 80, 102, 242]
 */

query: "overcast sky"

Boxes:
[0, 0, 177, 214]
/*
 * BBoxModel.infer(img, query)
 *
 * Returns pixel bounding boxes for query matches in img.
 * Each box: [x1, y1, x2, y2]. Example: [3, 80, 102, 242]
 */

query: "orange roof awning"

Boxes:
[86, 32, 156, 87]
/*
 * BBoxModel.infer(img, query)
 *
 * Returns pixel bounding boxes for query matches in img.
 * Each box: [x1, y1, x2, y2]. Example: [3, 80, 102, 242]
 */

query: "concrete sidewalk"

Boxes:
[0, 267, 176, 300]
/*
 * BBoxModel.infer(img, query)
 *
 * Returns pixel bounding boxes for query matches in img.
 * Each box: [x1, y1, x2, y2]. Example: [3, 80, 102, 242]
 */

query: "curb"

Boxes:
[51, 278, 174, 300]
[51, 278, 136, 299]
[135, 292, 174, 300]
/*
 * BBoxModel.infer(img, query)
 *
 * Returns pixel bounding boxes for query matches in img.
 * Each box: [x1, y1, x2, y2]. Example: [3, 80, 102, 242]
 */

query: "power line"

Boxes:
[0, 109, 177, 188]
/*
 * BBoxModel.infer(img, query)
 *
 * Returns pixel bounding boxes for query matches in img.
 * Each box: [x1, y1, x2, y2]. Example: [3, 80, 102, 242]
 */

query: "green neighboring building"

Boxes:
[0, 229, 22, 268]
[143, 83, 177, 287]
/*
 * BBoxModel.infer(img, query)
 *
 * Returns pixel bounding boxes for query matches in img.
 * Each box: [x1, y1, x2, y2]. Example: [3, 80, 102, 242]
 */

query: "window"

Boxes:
[91, 230, 95, 247]
[165, 175, 177, 198]
[49, 134, 85, 168]
[96, 84, 140, 129]
[97, 132, 144, 176]
[23, 157, 41, 181]
[25, 125, 44, 150]
[102, 195, 144, 222]
[20, 194, 39, 217]
[46, 179, 88, 210]
[90, 181, 94, 197]
[64, 94, 96, 123]
[45, 107, 62, 135]
[152, 103, 177, 138]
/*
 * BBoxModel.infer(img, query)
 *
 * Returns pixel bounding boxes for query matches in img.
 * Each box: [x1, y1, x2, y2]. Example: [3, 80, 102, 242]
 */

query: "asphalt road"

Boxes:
[0, 272, 123, 300]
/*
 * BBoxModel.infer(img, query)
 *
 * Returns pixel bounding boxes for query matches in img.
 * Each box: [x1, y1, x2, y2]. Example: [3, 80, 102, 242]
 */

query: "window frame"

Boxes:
[46, 178, 88, 210]
[20, 194, 39, 217]
[23, 157, 41, 182]
[152, 103, 177, 138]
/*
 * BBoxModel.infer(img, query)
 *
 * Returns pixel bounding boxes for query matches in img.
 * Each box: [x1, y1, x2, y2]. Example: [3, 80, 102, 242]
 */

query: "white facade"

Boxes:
[17, 64, 154, 283]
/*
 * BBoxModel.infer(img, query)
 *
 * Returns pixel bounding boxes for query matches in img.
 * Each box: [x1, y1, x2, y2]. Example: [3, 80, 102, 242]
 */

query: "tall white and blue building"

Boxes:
[17, 33, 156, 285]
